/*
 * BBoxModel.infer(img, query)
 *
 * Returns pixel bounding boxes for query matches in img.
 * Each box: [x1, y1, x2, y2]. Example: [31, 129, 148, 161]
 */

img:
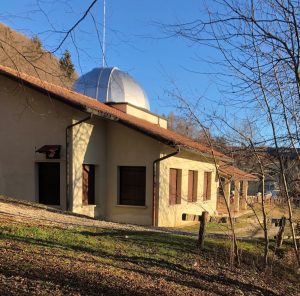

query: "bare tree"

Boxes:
[217, 118, 270, 268]
[165, 0, 300, 268]
[167, 86, 240, 266]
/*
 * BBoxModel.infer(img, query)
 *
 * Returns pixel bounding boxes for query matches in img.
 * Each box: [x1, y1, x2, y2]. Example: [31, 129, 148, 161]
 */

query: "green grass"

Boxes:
[178, 220, 249, 234]
[0, 219, 295, 269]
[0, 222, 198, 268]
[0, 217, 298, 295]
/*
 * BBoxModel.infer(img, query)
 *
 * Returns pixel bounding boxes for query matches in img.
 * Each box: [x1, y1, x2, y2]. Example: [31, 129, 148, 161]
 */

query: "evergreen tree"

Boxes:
[31, 35, 42, 51]
[59, 50, 75, 78]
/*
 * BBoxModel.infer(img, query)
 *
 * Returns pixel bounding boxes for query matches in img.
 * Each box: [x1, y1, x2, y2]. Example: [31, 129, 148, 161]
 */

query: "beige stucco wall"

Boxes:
[0, 76, 107, 216]
[111, 103, 167, 128]
[105, 121, 161, 225]
[71, 118, 107, 217]
[157, 151, 218, 227]
[0, 75, 160, 223]
[0, 76, 75, 208]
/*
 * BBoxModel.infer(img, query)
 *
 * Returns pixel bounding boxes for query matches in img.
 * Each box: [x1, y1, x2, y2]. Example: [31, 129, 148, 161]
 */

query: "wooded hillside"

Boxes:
[0, 23, 77, 88]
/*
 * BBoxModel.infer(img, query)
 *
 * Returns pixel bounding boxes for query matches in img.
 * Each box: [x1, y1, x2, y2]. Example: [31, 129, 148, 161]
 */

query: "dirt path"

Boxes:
[0, 196, 154, 232]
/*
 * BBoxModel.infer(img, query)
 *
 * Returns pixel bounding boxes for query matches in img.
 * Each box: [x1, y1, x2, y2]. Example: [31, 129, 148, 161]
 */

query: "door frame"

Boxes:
[36, 161, 61, 206]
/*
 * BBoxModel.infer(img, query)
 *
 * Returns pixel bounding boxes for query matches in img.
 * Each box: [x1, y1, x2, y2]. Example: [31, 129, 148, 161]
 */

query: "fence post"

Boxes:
[198, 211, 209, 249]
[276, 216, 286, 249]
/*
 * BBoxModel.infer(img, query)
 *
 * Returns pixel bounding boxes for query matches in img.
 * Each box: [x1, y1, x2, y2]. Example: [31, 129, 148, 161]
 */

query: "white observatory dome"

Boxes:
[74, 67, 150, 110]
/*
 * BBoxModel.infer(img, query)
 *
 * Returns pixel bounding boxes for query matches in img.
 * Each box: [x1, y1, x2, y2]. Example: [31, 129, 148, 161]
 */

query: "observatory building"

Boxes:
[74, 67, 167, 128]
[0, 65, 255, 227]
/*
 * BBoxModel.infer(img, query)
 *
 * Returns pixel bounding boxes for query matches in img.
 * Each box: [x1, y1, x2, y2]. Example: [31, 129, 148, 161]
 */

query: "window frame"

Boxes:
[188, 170, 198, 202]
[82, 164, 95, 205]
[118, 166, 146, 206]
[169, 168, 182, 205]
[203, 171, 212, 201]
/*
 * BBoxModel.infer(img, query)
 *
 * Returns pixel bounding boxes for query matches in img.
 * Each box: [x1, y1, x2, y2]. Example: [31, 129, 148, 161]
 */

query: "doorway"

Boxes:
[38, 162, 60, 205]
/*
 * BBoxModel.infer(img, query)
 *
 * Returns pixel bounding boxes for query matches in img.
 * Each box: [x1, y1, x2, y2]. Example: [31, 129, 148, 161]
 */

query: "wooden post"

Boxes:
[276, 216, 286, 249]
[198, 211, 208, 249]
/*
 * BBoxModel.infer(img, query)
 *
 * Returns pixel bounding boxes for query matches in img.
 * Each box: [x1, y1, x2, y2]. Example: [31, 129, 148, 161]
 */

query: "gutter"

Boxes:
[152, 147, 180, 227]
[65, 114, 93, 211]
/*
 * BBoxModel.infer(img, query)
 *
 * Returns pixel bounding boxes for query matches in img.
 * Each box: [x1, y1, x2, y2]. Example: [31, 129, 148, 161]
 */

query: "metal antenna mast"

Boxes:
[102, 0, 106, 67]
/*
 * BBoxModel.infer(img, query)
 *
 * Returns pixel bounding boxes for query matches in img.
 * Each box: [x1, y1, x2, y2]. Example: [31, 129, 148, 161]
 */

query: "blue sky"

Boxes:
[0, 0, 225, 117]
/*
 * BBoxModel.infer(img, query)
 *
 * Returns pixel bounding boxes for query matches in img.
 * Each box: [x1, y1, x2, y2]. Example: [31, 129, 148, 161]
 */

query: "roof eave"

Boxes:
[0, 69, 119, 122]
[179, 146, 233, 163]
[219, 170, 259, 181]
[0, 67, 231, 161]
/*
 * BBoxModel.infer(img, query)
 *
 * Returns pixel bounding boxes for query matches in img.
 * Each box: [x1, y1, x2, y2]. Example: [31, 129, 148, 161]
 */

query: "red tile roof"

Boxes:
[0, 65, 230, 160]
[219, 162, 258, 180]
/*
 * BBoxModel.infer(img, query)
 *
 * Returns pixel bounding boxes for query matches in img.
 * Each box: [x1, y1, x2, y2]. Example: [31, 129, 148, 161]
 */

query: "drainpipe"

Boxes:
[152, 147, 180, 227]
[66, 114, 93, 211]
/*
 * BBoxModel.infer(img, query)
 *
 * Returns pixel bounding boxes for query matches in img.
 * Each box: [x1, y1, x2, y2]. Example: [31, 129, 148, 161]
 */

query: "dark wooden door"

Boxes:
[38, 163, 60, 205]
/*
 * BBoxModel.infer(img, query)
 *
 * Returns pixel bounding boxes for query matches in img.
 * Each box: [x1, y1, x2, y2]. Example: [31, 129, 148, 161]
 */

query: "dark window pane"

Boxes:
[119, 166, 146, 206]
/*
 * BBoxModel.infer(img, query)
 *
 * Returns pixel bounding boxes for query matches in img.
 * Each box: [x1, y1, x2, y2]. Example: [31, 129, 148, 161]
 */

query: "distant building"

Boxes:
[231, 146, 300, 197]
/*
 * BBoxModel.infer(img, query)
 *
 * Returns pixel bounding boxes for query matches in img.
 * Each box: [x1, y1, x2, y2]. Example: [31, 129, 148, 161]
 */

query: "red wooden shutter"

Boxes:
[207, 172, 212, 200]
[188, 170, 193, 202]
[193, 171, 198, 202]
[82, 165, 89, 205]
[176, 169, 182, 204]
[203, 172, 212, 201]
[203, 172, 208, 201]
[169, 169, 177, 205]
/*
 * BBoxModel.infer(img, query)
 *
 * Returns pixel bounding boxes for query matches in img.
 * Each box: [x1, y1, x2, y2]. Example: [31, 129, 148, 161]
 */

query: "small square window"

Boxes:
[119, 166, 146, 206]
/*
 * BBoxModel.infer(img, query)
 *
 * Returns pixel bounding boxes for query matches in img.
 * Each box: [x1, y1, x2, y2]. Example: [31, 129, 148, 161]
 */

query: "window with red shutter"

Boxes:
[169, 168, 182, 205]
[188, 170, 198, 202]
[203, 171, 212, 201]
[193, 170, 198, 202]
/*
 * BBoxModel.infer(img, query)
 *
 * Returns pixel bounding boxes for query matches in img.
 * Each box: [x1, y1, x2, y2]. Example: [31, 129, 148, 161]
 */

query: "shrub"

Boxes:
[31, 35, 42, 51]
